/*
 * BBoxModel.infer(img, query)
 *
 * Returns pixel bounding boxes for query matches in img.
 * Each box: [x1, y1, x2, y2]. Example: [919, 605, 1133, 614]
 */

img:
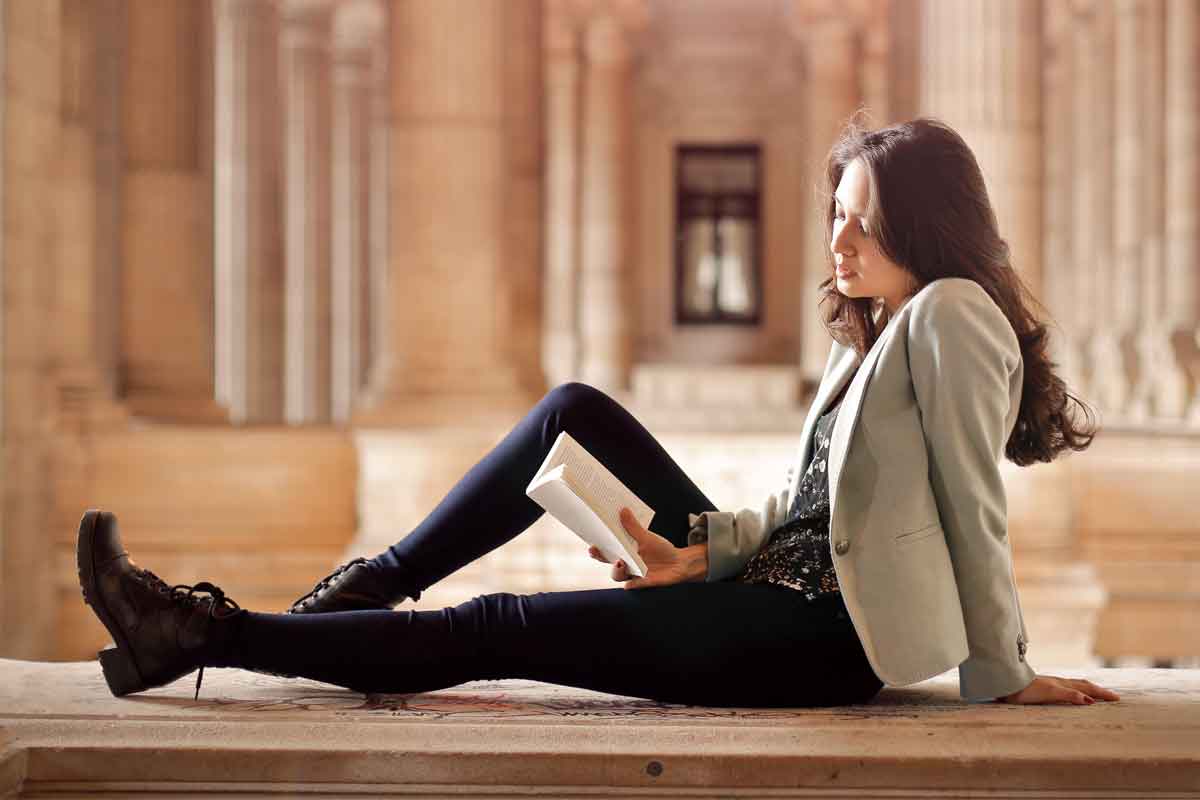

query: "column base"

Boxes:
[351, 389, 547, 429]
[123, 392, 231, 424]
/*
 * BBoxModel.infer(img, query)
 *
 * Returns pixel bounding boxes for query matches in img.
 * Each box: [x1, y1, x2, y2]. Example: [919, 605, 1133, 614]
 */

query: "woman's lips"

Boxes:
[836, 265, 856, 278]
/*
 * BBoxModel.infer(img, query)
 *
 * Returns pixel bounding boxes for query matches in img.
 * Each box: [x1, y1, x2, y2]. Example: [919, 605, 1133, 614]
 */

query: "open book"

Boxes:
[525, 431, 654, 577]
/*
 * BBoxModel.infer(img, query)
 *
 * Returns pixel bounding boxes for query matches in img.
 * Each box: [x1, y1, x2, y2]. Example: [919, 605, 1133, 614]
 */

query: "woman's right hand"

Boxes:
[586, 508, 708, 589]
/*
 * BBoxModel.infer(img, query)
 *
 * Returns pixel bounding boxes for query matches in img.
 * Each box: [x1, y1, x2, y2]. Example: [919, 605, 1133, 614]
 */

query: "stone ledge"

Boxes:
[1, 659, 1197, 798]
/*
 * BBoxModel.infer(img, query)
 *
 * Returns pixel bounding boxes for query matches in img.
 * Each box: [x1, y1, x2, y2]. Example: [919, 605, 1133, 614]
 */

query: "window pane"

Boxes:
[716, 216, 754, 315]
[682, 218, 717, 314]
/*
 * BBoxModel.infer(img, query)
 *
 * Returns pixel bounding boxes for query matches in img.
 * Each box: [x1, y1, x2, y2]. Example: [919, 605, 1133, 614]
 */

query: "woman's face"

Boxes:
[831, 157, 915, 315]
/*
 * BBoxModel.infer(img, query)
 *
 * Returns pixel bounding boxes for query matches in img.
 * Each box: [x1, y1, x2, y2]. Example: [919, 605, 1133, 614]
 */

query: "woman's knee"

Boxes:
[540, 381, 611, 414]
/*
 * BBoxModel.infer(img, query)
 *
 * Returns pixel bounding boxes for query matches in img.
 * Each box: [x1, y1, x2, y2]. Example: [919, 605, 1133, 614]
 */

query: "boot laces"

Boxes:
[288, 557, 370, 612]
[132, 566, 242, 700]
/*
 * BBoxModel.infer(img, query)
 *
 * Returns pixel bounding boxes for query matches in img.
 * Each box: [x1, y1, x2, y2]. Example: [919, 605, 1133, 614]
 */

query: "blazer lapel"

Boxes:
[826, 306, 909, 510]
[787, 344, 860, 500]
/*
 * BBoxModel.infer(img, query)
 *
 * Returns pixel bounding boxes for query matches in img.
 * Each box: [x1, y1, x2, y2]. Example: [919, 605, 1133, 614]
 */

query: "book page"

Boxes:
[527, 473, 648, 576]
[549, 432, 654, 532]
[526, 431, 655, 575]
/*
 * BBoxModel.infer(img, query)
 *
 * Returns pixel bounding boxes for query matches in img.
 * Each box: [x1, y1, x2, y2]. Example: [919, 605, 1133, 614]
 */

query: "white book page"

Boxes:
[526, 431, 655, 575]
[527, 470, 648, 577]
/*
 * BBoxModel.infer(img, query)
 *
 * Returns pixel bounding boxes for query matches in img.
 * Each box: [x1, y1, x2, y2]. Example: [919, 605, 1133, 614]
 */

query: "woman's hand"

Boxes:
[586, 507, 705, 589]
[999, 674, 1121, 705]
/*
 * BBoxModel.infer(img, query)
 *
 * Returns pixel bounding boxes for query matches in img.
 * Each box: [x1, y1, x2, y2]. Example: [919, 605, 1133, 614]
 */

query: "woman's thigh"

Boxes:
[482, 582, 883, 708]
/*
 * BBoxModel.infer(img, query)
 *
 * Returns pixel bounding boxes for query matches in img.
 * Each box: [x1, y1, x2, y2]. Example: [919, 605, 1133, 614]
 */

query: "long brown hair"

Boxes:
[819, 115, 1096, 466]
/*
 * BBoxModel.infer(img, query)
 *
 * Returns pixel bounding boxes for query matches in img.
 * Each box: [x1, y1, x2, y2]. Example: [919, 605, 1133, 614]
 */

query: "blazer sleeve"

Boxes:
[686, 482, 790, 582]
[906, 285, 1037, 703]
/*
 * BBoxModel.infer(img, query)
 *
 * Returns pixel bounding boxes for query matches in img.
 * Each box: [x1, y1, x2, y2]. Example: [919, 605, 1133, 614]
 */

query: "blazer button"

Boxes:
[835, 540, 850, 555]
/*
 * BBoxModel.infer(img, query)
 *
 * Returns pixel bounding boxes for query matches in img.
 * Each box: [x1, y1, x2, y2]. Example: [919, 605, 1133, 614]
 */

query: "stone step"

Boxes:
[1, 658, 1197, 797]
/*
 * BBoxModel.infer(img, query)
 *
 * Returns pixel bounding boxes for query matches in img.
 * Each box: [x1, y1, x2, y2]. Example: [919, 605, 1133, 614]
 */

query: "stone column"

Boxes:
[578, 10, 637, 395]
[2, 0, 65, 658]
[1041, 0, 1078, 392]
[542, 1, 583, 389]
[1127, 0, 1169, 421]
[919, 0, 1043, 294]
[1112, 0, 1148, 419]
[330, 0, 383, 424]
[363, 0, 544, 425]
[120, 0, 226, 421]
[1085, 3, 1125, 416]
[1164, 0, 1200, 421]
[280, 0, 333, 424]
[1069, 5, 1100, 402]
[213, 0, 284, 424]
[361, 2, 390, 407]
[55, 0, 128, 431]
[797, 15, 859, 386]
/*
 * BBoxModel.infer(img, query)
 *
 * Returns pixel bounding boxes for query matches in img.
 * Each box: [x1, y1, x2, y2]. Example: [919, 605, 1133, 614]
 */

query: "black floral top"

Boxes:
[734, 395, 844, 601]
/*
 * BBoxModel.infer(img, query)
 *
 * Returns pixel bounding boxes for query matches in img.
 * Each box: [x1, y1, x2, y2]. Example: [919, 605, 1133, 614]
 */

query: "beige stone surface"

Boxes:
[0, 659, 1197, 796]
[49, 427, 358, 660]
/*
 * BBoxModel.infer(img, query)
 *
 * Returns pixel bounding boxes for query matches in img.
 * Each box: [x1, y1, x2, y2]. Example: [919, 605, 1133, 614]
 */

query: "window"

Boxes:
[674, 145, 762, 325]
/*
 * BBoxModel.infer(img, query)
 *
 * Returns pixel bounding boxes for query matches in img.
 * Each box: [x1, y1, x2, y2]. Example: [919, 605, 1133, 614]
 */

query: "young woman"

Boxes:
[77, 117, 1120, 708]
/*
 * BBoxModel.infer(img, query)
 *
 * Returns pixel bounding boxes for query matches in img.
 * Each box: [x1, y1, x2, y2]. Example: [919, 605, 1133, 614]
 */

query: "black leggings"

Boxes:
[215, 382, 885, 708]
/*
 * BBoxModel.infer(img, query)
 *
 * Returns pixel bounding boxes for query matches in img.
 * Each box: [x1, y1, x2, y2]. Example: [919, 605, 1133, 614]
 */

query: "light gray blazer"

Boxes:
[689, 277, 1036, 702]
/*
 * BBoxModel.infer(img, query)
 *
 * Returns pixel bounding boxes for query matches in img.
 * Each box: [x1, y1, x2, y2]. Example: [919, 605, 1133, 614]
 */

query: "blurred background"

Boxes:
[0, 0, 1196, 671]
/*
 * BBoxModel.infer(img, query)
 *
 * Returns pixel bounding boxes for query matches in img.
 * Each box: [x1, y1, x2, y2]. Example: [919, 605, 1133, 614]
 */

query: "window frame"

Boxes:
[673, 143, 764, 326]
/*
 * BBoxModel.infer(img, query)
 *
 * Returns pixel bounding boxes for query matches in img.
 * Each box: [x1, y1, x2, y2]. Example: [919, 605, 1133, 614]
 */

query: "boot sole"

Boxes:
[76, 509, 148, 696]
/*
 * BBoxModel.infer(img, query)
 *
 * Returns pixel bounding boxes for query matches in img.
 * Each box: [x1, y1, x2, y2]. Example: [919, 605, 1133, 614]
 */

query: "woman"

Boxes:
[77, 117, 1120, 708]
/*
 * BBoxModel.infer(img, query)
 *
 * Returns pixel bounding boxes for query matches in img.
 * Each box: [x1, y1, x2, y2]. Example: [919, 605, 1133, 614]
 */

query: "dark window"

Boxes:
[674, 144, 762, 325]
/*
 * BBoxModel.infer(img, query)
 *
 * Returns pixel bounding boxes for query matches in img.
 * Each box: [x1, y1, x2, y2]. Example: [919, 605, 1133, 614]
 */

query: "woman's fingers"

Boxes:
[1072, 678, 1120, 701]
[588, 545, 609, 563]
[611, 559, 628, 582]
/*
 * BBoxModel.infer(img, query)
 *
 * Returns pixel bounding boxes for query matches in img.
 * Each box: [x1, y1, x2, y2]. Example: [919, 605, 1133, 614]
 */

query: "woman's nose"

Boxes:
[831, 230, 854, 258]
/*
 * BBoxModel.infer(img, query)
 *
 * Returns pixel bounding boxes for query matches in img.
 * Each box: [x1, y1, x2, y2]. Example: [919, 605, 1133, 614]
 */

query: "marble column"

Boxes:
[919, 0, 1043, 295]
[120, 0, 226, 421]
[2, 0, 65, 658]
[1069, 5, 1100, 402]
[798, 16, 859, 386]
[1127, 0, 1169, 422]
[280, 0, 333, 425]
[55, 0, 128, 431]
[1164, 0, 1200, 422]
[861, 17, 889, 125]
[361, 3, 390, 407]
[330, 0, 383, 424]
[1085, 4, 1125, 417]
[542, 2, 583, 389]
[213, 0, 284, 424]
[578, 10, 637, 395]
[1112, 0, 1149, 420]
[365, 0, 542, 425]
[1041, 0, 1079, 393]
[497, 0, 547, 399]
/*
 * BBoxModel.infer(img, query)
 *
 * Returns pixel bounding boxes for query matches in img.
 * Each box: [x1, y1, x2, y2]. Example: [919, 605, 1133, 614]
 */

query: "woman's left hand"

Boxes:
[586, 508, 700, 589]
[999, 674, 1120, 705]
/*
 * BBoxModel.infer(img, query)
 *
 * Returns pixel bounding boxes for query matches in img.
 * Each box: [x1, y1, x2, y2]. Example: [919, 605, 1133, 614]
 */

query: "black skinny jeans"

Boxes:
[214, 382, 885, 708]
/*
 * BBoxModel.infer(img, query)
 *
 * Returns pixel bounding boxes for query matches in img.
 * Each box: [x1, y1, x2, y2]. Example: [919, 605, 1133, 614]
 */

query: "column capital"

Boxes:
[333, 0, 384, 54]
[278, 0, 333, 45]
[789, 0, 875, 38]
[545, 0, 586, 57]
[550, 0, 648, 65]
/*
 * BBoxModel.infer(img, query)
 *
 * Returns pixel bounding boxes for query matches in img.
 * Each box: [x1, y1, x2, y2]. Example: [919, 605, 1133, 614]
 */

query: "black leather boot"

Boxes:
[76, 509, 246, 699]
[285, 556, 411, 614]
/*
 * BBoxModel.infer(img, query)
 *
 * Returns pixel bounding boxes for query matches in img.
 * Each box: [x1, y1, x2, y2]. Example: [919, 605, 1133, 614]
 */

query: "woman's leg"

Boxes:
[210, 583, 884, 708]
[369, 382, 718, 601]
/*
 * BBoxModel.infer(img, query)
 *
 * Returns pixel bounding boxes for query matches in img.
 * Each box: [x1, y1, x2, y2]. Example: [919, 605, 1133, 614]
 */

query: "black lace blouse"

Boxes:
[732, 394, 845, 601]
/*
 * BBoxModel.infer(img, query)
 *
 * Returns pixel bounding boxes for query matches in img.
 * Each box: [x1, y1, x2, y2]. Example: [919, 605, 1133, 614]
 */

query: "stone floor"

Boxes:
[1, 658, 1198, 798]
